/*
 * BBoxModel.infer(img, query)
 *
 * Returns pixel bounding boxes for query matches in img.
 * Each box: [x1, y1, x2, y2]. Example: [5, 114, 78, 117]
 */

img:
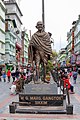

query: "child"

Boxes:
[2, 70, 6, 82]
[10, 82, 16, 95]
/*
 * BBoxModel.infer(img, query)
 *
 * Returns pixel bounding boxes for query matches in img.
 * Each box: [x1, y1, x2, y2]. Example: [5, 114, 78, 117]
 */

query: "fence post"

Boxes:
[66, 84, 73, 114]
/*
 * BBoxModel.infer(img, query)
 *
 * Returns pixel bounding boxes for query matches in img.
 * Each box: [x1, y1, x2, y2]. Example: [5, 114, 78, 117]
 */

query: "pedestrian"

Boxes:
[72, 69, 77, 84]
[27, 70, 32, 83]
[23, 68, 26, 76]
[63, 74, 75, 94]
[11, 67, 15, 83]
[7, 68, 11, 82]
[15, 68, 20, 79]
[10, 82, 16, 95]
[16, 79, 21, 93]
[2, 70, 6, 82]
[78, 68, 80, 75]
[69, 71, 72, 78]
[0, 69, 2, 82]
[64, 68, 68, 74]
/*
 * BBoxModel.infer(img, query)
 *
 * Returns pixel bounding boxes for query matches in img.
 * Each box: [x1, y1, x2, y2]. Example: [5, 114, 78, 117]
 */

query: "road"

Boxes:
[0, 75, 80, 119]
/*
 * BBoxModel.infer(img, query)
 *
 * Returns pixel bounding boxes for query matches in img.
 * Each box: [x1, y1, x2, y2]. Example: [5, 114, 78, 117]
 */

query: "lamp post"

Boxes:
[42, 0, 45, 29]
[72, 26, 75, 53]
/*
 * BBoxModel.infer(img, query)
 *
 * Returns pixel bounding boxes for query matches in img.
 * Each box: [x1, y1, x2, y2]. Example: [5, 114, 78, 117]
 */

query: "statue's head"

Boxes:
[36, 21, 44, 31]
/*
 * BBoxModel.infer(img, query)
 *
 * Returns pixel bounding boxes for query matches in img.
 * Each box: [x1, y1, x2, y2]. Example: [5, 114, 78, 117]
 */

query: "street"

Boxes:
[0, 76, 80, 119]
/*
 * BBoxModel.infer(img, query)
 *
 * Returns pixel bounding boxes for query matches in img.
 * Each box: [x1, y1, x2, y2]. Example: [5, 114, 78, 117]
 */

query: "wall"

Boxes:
[0, 1, 5, 55]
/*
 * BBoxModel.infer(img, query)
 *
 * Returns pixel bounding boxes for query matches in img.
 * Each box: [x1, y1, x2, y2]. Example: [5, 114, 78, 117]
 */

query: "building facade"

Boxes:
[21, 31, 29, 66]
[57, 48, 66, 67]
[4, 0, 23, 66]
[66, 15, 80, 67]
[0, 0, 6, 65]
[5, 19, 16, 64]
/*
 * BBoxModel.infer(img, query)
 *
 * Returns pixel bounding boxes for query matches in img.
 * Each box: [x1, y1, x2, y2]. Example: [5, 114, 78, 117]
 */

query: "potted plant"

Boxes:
[45, 60, 53, 81]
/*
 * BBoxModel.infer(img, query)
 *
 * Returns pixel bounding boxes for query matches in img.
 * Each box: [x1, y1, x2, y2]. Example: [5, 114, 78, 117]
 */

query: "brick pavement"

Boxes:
[0, 75, 80, 119]
[69, 75, 80, 115]
[0, 114, 80, 120]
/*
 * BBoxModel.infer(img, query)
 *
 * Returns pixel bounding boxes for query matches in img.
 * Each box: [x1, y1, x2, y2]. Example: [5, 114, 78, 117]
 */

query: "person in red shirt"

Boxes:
[69, 71, 72, 78]
[7, 68, 11, 82]
[63, 74, 75, 94]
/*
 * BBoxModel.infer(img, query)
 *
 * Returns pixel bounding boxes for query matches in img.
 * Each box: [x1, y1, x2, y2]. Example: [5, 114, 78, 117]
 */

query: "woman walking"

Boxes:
[72, 69, 77, 84]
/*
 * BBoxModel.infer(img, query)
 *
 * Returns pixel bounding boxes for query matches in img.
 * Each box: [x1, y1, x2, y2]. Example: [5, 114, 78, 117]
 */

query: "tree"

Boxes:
[52, 51, 58, 58]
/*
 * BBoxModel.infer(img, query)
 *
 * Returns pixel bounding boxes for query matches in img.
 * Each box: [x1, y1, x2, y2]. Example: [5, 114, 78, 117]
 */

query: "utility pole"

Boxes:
[71, 21, 76, 68]
[72, 26, 75, 54]
[42, 0, 45, 30]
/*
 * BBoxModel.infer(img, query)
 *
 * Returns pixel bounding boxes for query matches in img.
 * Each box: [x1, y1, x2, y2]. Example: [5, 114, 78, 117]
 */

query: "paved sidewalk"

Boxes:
[0, 114, 80, 120]
[69, 75, 80, 115]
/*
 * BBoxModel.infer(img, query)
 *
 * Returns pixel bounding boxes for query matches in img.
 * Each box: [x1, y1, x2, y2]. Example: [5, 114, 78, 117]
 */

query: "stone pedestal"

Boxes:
[19, 83, 66, 107]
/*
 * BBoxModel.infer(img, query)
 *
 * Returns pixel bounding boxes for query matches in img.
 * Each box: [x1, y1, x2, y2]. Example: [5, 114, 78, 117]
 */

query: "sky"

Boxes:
[20, 0, 80, 52]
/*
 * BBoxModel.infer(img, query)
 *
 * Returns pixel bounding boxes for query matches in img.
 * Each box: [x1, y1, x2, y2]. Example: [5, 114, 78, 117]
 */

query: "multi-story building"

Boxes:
[66, 15, 80, 66]
[0, 0, 6, 66]
[74, 16, 80, 66]
[21, 31, 29, 66]
[4, 0, 23, 66]
[57, 48, 66, 67]
[66, 30, 72, 66]
[5, 19, 16, 64]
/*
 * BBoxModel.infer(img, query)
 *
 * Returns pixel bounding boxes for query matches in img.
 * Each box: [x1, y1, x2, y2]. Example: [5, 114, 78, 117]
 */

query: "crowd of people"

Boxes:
[56, 67, 80, 94]
[0, 65, 33, 95]
[0, 64, 80, 95]
[0, 68, 20, 83]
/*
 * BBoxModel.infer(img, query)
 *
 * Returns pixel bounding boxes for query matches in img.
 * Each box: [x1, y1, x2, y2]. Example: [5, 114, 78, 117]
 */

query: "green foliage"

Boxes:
[52, 51, 58, 57]
[46, 60, 53, 73]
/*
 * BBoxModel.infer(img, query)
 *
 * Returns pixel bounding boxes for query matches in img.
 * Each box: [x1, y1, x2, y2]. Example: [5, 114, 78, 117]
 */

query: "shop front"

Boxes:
[76, 54, 80, 67]
[0, 60, 5, 71]
[16, 42, 22, 68]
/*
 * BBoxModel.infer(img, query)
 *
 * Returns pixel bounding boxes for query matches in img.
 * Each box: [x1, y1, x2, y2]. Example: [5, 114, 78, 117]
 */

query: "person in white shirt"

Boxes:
[10, 84, 16, 95]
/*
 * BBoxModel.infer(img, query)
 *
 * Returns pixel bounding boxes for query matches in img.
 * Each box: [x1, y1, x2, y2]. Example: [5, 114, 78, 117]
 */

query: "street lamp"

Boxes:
[42, 0, 45, 29]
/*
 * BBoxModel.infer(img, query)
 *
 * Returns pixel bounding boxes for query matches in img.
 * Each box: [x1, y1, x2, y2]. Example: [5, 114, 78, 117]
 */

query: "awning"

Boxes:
[16, 42, 22, 49]
[0, 60, 4, 64]
[0, 60, 5, 66]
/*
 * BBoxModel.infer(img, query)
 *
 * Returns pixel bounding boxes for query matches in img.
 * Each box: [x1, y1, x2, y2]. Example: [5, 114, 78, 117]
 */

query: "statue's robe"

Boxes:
[28, 31, 52, 65]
